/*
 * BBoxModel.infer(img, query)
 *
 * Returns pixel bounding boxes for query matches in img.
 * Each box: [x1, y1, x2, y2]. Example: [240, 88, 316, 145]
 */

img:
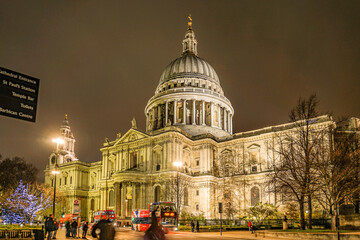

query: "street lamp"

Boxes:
[51, 169, 60, 216]
[173, 161, 183, 219]
[51, 138, 64, 216]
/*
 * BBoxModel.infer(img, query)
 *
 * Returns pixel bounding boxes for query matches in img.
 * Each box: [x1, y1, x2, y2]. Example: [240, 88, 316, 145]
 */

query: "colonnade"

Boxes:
[147, 99, 233, 133]
[111, 181, 148, 218]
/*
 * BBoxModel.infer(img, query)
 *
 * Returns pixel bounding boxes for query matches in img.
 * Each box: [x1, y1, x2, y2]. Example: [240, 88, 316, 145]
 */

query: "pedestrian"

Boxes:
[91, 215, 115, 240]
[53, 218, 59, 239]
[248, 220, 252, 231]
[65, 220, 71, 238]
[251, 223, 255, 234]
[45, 214, 55, 240]
[71, 219, 78, 238]
[144, 211, 165, 240]
[82, 221, 88, 239]
[196, 220, 200, 233]
[190, 220, 195, 232]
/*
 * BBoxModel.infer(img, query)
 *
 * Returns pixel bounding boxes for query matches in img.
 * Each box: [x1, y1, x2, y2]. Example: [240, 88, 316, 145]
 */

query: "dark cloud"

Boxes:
[0, 0, 359, 181]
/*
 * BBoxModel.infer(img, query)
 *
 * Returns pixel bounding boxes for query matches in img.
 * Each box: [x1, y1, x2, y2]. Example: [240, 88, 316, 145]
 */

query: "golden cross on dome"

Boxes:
[188, 14, 192, 29]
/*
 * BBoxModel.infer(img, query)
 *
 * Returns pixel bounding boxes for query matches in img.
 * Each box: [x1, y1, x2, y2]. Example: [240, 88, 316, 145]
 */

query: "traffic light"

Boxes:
[218, 202, 223, 213]
[61, 212, 65, 218]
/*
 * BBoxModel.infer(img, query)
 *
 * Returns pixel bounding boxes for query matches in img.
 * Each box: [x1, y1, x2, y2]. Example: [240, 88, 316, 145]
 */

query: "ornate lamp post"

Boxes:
[173, 161, 183, 219]
[52, 138, 64, 216]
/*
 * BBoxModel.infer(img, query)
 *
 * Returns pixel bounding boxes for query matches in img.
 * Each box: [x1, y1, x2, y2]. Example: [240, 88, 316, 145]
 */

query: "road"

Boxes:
[54, 227, 290, 240]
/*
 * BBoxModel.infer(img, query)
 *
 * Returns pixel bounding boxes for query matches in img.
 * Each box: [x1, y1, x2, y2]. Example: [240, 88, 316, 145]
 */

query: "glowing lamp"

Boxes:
[52, 138, 65, 145]
[173, 162, 182, 168]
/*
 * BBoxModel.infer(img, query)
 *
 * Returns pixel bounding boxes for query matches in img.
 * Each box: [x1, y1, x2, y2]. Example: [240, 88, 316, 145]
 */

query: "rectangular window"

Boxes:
[196, 190, 199, 196]
[51, 179, 53, 187]
[70, 176, 72, 184]
[196, 160, 199, 166]
[65, 177, 67, 185]
[59, 178, 62, 186]
[196, 204, 199, 211]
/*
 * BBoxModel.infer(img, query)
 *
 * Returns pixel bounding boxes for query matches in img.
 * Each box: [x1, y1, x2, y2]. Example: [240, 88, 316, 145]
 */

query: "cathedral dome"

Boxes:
[159, 54, 220, 85]
[145, 17, 234, 138]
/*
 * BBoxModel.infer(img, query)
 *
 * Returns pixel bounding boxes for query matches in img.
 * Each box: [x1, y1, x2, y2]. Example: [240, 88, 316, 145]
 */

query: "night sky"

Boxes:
[0, 0, 359, 181]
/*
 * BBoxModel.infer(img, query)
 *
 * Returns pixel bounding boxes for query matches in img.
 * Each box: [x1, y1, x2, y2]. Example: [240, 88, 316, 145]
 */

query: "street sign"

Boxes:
[74, 200, 80, 205]
[0, 66, 40, 122]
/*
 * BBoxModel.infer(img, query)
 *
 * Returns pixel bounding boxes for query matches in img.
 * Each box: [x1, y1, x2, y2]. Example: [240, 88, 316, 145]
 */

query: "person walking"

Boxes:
[82, 221, 88, 239]
[190, 220, 195, 232]
[248, 220, 252, 231]
[91, 215, 115, 240]
[45, 214, 55, 240]
[65, 220, 71, 238]
[52, 218, 59, 239]
[144, 211, 165, 240]
[196, 220, 200, 233]
[71, 219, 78, 238]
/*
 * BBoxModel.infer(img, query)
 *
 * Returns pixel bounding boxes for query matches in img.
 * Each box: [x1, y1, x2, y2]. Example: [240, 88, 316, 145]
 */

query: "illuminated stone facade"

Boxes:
[44, 21, 360, 222]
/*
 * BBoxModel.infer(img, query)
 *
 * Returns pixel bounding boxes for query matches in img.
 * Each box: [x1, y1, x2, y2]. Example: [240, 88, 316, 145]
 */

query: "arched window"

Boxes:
[251, 186, 260, 206]
[109, 190, 114, 206]
[183, 187, 188, 206]
[154, 186, 161, 202]
[90, 199, 95, 211]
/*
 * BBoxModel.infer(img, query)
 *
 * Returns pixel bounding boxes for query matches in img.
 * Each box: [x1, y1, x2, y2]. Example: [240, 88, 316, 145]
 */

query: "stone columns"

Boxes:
[202, 101, 206, 125]
[173, 100, 177, 124]
[192, 100, 196, 125]
[157, 105, 161, 129]
[218, 105, 221, 128]
[132, 184, 136, 210]
[114, 182, 120, 217]
[139, 183, 144, 209]
[183, 100, 187, 124]
[224, 110, 227, 131]
[121, 182, 126, 217]
[165, 101, 168, 125]
[210, 102, 214, 127]
[230, 114, 233, 134]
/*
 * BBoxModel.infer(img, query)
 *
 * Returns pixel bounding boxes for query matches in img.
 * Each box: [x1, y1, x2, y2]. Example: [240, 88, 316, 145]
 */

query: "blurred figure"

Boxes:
[144, 211, 165, 240]
[190, 220, 195, 232]
[71, 219, 78, 238]
[91, 215, 115, 240]
[196, 220, 199, 233]
[45, 214, 55, 240]
[82, 221, 88, 239]
[65, 220, 71, 238]
[53, 218, 59, 239]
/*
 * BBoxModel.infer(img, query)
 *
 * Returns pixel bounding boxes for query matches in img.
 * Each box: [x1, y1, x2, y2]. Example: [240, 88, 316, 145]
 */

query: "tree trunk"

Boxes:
[331, 214, 336, 231]
[307, 195, 313, 229]
[299, 196, 306, 230]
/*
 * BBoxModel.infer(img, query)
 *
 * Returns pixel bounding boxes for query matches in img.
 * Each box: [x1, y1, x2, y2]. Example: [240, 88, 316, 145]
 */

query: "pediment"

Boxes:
[247, 143, 260, 151]
[113, 129, 149, 145]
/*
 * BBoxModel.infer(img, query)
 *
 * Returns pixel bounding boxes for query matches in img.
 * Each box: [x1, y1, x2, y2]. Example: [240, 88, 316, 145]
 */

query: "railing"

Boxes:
[0, 229, 35, 239]
[178, 218, 332, 229]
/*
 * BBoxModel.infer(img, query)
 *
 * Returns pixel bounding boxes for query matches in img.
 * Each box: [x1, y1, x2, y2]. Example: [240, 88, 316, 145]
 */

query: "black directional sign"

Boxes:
[0, 66, 40, 122]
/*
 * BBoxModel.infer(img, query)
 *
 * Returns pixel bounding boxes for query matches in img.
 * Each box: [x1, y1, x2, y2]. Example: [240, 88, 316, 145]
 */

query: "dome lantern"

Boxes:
[182, 15, 198, 56]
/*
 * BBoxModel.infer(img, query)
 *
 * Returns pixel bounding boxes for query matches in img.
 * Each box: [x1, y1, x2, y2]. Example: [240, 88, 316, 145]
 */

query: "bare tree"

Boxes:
[163, 173, 191, 216]
[272, 94, 327, 230]
[314, 131, 360, 232]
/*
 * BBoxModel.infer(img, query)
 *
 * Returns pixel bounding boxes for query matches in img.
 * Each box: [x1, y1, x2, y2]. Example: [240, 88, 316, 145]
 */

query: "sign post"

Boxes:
[219, 202, 223, 236]
[0, 66, 40, 122]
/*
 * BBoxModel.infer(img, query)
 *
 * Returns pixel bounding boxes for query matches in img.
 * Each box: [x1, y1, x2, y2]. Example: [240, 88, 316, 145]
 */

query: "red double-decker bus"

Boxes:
[93, 210, 116, 223]
[149, 202, 178, 232]
[131, 209, 150, 231]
